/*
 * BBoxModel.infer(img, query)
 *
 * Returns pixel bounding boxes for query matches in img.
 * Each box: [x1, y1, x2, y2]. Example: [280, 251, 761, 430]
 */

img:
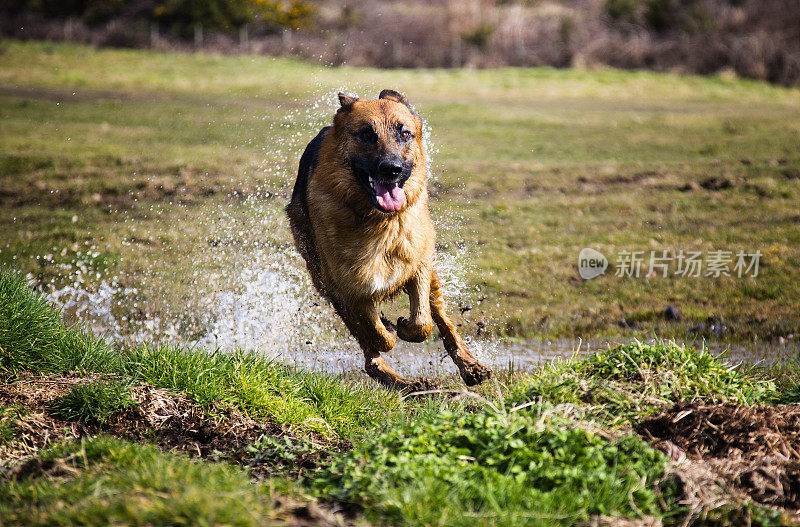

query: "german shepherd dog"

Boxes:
[286, 90, 491, 390]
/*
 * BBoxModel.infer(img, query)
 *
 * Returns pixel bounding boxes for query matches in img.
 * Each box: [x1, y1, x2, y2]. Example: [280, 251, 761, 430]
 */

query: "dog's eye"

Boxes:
[399, 130, 412, 141]
[357, 128, 377, 142]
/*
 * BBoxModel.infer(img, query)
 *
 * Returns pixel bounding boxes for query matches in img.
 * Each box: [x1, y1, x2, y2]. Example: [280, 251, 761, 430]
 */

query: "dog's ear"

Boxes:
[338, 92, 358, 110]
[379, 89, 409, 107]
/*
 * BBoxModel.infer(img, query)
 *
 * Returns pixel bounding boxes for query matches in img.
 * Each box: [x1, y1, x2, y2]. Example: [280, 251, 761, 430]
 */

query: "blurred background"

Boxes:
[2, 0, 799, 86]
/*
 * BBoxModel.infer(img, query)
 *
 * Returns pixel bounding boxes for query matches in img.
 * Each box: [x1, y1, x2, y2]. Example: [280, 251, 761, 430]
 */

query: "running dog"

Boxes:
[286, 89, 491, 390]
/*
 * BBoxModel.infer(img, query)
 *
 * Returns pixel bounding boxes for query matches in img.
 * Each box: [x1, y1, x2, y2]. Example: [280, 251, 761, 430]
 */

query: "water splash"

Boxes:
[40, 84, 493, 376]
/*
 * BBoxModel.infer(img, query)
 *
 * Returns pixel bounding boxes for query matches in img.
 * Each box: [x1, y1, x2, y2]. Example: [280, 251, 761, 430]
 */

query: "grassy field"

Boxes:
[3, 268, 800, 525]
[2, 40, 800, 349]
[3, 41, 800, 524]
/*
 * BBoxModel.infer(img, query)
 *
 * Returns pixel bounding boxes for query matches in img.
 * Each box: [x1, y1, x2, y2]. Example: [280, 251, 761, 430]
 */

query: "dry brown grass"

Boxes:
[0, 373, 281, 464]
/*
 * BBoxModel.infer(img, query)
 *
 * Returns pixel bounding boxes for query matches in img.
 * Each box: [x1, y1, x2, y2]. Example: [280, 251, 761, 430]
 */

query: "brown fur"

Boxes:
[286, 90, 490, 390]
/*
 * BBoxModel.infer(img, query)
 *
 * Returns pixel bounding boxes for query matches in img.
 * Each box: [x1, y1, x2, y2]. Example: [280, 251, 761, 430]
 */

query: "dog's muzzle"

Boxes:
[353, 155, 413, 213]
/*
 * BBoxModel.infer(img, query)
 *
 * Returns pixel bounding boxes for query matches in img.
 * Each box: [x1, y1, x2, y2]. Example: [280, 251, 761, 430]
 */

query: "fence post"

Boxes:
[514, 5, 525, 57]
[451, 32, 461, 68]
[150, 21, 159, 48]
[282, 29, 293, 52]
[239, 24, 248, 51]
[392, 36, 402, 66]
[64, 18, 74, 40]
[194, 24, 203, 48]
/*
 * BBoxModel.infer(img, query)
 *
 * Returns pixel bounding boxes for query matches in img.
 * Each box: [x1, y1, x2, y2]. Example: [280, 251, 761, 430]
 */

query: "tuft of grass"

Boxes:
[0, 405, 26, 445]
[122, 344, 403, 439]
[310, 409, 673, 526]
[49, 378, 138, 426]
[503, 341, 778, 427]
[0, 270, 116, 378]
[0, 436, 322, 526]
[504, 359, 659, 427]
[581, 341, 776, 404]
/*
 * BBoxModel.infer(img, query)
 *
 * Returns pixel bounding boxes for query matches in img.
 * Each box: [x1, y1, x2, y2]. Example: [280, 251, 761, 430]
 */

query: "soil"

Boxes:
[0, 373, 352, 526]
[639, 402, 800, 515]
[0, 373, 280, 464]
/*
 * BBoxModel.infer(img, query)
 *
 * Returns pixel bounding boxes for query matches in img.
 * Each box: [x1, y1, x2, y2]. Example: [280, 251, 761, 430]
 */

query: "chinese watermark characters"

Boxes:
[579, 248, 761, 280]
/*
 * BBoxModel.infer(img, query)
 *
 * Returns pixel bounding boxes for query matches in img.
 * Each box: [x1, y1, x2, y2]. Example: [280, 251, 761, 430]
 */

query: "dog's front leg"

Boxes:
[429, 269, 491, 386]
[330, 295, 417, 390]
[396, 268, 434, 343]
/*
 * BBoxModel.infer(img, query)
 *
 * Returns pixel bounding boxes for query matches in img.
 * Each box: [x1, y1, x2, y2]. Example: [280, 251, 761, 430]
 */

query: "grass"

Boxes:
[0, 404, 25, 445]
[1, 267, 797, 525]
[49, 378, 138, 425]
[1, 40, 800, 344]
[0, 436, 312, 526]
[0, 269, 113, 376]
[581, 341, 776, 404]
[310, 409, 672, 526]
[502, 341, 778, 429]
[122, 344, 402, 438]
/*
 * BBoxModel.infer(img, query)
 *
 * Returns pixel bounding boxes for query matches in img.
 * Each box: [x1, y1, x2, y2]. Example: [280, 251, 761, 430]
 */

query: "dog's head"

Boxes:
[332, 90, 425, 214]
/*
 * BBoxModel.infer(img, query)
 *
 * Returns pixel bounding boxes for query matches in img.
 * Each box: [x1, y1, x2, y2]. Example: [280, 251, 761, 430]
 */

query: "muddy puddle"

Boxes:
[276, 337, 800, 379]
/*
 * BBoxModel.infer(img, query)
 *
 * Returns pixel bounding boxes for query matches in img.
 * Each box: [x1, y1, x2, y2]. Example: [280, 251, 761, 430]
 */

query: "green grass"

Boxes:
[0, 404, 25, 445]
[1, 267, 798, 525]
[121, 344, 402, 438]
[310, 409, 672, 526]
[0, 270, 113, 377]
[502, 341, 778, 428]
[49, 378, 138, 425]
[2, 40, 800, 344]
[0, 436, 312, 526]
[581, 341, 776, 404]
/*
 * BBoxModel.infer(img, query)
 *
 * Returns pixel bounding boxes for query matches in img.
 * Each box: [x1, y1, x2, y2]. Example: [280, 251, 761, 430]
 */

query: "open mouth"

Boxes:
[367, 175, 406, 212]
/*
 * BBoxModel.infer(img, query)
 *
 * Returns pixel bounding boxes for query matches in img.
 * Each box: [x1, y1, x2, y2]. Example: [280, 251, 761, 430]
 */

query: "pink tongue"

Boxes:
[373, 180, 405, 212]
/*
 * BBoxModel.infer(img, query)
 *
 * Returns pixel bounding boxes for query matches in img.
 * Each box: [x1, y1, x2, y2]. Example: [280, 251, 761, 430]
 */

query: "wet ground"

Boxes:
[282, 337, 800, 379]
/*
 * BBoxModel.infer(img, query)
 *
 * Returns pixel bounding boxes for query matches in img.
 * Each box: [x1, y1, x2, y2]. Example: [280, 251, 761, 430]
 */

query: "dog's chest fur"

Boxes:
[315, 202, 433, 300]
[358, 219, 418, 297]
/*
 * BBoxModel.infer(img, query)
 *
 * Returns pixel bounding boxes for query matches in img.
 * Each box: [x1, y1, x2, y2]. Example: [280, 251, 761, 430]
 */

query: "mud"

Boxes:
[639, 402, 800, 512]
[0, 374, 351, 525]
[0, 373, 279, 464]
[639, 402, 800, 461]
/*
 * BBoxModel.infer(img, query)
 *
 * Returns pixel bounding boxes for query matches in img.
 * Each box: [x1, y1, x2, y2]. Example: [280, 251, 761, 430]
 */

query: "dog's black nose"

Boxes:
[378, 157, 404, 179]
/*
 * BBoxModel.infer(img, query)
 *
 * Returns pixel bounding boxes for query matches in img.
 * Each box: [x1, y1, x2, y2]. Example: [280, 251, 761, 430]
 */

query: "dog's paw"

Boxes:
[459, 362, 492, 387]
[400, 377, 438, 396]
[396, 317, 432, 343]
[380, 315, 397, 334]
